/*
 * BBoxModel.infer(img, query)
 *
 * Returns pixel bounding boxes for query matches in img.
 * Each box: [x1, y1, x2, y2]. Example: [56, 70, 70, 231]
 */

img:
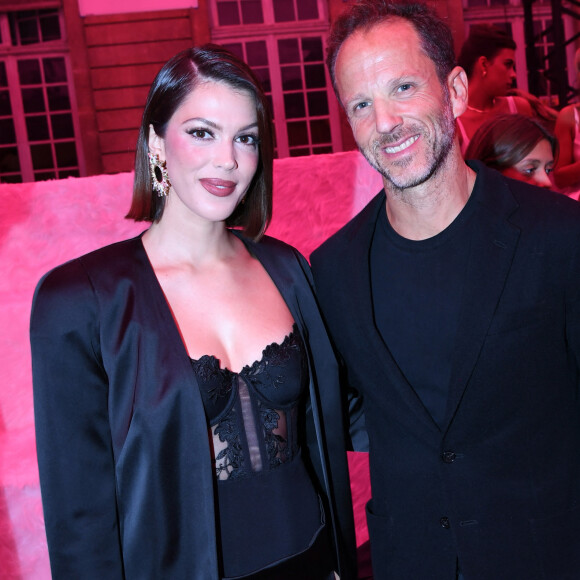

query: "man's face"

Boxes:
[334, 19, 456, 190]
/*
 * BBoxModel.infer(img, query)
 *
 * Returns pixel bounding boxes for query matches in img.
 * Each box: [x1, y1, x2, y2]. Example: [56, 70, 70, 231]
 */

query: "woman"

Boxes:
[465, 114, 556, 189]
[456, 24, 533, 154]
[553, 47, 580, 196]
[31, 45, 356, 579]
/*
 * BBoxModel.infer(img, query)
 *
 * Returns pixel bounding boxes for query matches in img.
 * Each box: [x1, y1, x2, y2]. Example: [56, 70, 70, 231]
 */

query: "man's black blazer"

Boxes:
[311, 162, 580, 580]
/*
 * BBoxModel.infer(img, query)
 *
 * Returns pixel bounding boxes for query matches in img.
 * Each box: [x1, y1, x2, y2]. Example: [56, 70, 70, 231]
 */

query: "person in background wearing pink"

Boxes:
[553, 47, 580, 199]
[456, 24, 533, 154]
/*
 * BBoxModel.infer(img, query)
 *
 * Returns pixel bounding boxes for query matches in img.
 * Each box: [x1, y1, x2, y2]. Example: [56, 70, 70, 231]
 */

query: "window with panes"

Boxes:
[211, 0, 342, 157]
[0, 9, 82, 183]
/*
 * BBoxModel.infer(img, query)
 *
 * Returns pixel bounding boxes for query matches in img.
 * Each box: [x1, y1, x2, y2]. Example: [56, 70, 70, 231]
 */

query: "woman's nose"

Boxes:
[214, 142, 238, 170]
[533, 170, 553, 189]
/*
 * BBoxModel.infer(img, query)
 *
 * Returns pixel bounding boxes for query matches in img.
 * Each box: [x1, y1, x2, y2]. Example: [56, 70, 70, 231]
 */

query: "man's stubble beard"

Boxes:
[360, 95, 456, 192]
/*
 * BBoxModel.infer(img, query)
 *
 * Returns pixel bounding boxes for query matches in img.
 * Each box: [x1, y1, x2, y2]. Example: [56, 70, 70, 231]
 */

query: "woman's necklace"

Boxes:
[466, 99, 496, 114]
[466, 105, 487, 113]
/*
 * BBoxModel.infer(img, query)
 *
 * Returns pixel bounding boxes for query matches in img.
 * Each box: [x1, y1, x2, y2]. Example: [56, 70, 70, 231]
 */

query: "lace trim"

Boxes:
[191, 324, 305, 480]
[190, 322, 299, 375]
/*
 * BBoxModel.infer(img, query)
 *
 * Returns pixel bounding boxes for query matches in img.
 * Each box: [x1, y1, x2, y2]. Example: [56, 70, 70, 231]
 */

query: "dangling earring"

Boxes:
[148, 152, 171, 197]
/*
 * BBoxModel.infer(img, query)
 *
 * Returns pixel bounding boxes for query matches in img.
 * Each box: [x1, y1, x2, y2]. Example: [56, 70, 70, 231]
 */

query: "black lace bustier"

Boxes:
[191, 323, 309, 480]
[190, 325, 327, 578]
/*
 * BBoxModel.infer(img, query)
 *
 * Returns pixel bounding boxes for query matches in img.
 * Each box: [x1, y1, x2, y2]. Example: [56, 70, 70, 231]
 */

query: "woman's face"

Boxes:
[149, 80, 260, 226]
[501, 138, 554, 188]
[485, 48, 517, 97]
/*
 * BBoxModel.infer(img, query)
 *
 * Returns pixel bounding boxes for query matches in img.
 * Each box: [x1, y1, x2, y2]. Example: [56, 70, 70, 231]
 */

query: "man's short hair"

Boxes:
[326, 0, 457, 94]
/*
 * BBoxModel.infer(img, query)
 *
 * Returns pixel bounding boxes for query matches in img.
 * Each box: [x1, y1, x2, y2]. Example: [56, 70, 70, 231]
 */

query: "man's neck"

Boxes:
[384, 150, 476, 241]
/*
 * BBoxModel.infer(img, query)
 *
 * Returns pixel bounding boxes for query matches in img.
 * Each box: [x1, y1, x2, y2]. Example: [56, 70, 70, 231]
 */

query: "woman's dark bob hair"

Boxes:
[465, 114, 558, 172]
[126, 44, 274, 241]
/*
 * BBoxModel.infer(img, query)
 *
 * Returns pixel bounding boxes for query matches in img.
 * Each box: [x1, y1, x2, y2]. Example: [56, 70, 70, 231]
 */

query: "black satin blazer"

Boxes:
[31, 232, 356, 579]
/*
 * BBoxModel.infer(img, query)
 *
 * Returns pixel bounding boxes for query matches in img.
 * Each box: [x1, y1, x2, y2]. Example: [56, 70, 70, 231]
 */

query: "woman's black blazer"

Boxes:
[31, 233, 357, 579]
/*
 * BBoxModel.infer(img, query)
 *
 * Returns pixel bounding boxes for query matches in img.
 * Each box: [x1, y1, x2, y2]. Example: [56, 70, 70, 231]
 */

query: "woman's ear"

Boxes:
[447, 66, 469, 119]
[479, 55, 488, 78]
[148, 125, 165, 159]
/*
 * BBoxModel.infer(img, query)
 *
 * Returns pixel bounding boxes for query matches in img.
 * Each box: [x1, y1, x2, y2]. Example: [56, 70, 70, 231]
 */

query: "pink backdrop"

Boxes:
[0, 150, 382, 579]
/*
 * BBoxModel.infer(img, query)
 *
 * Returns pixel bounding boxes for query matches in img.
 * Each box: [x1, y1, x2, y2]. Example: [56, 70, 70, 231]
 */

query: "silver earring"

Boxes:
[148, 152, 171, 197]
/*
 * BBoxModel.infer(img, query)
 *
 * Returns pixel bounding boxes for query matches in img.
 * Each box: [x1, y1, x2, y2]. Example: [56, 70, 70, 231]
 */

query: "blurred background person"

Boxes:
[553, 47, 580, 196]
[457, 24, 533, 153]
[465, 114, 557, 189]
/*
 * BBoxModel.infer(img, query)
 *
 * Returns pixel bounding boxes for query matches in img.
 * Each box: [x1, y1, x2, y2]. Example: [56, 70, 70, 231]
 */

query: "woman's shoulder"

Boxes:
[493, 95, 529, 115]
[236, 231, 304, 261]
[554, 105, 579, 140]
[510, 95, 533, 115]
[556, 103, 578, 122]
[77, 235, 143, 266]
[255, 233, 300, 254]
[238, 233, 313, 285]
[36, 235, 144, 294]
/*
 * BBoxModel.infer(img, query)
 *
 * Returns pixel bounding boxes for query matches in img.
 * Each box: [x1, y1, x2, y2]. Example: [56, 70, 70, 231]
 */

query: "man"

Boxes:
[310, 2, 580, 579]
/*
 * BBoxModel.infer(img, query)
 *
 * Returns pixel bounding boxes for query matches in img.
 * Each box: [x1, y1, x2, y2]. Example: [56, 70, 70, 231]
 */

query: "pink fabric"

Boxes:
[0, 150, 382, 578]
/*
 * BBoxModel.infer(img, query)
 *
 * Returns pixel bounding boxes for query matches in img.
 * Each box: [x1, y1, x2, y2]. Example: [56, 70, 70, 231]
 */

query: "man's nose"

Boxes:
[374, 99, 403, 134]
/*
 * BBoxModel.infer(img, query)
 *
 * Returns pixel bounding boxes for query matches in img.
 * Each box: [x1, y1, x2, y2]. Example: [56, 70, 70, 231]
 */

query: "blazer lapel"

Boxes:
[444, 165, 521, 429]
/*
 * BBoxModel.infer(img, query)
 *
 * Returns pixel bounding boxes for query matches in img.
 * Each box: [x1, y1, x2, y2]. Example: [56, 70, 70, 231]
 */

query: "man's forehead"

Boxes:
[335, 18, 435, 83]
[348, 18, 416, 47]
[336, 19, 422, 67]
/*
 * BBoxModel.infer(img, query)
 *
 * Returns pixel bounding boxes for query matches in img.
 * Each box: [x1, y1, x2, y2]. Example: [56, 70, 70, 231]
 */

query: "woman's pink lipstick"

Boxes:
[199, 178, 236, 197]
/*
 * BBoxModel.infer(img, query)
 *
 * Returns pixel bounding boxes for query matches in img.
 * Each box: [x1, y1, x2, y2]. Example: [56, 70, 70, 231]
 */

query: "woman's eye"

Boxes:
[397, 83, 412, 93]
[188, 129, 211, 139]
[236, 134, 258, 146]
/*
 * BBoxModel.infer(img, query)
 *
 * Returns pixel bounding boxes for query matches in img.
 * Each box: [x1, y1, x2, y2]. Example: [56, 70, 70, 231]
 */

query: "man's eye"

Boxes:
[354, 101, 370, 111]
[398, 83, 412, 92]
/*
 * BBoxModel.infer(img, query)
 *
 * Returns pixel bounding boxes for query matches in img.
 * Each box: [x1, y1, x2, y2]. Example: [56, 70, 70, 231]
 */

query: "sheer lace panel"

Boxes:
[238, 377, 262, 472]
[191, 324, 308, 481]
